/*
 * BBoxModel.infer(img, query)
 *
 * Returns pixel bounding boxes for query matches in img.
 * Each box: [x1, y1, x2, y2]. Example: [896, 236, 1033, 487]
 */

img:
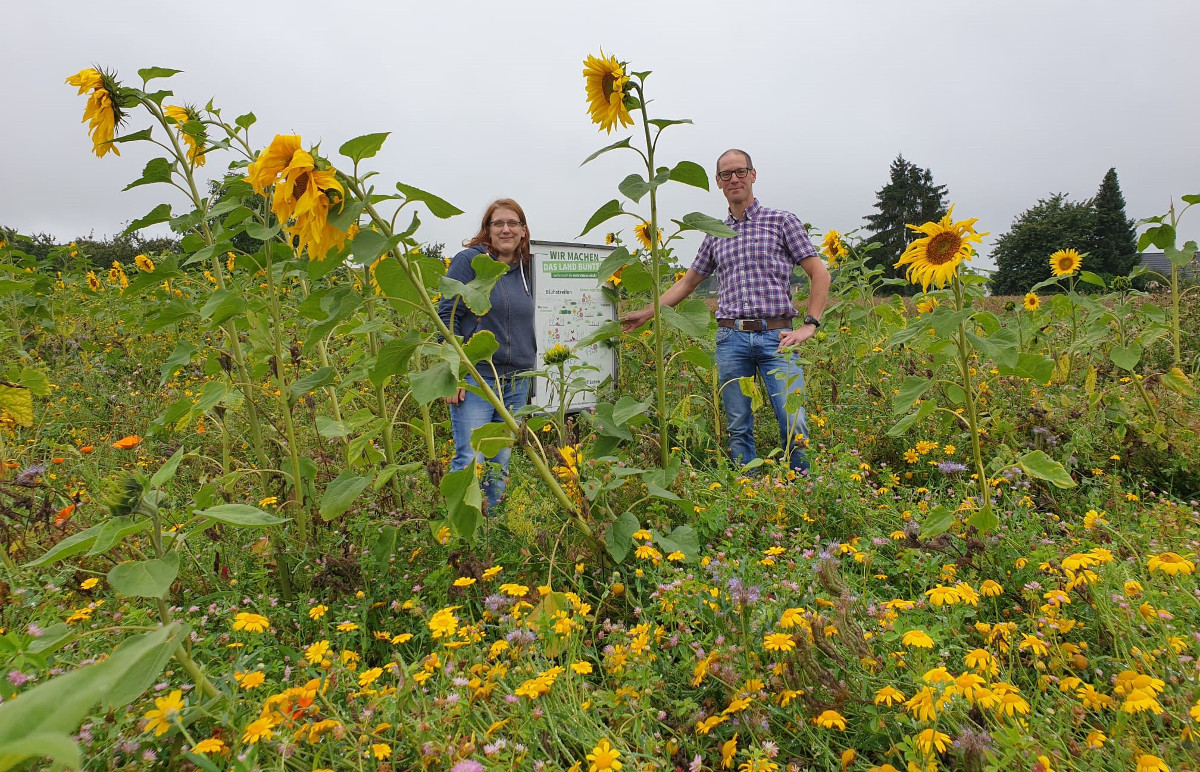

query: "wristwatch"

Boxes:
[802, 314, 821, 328]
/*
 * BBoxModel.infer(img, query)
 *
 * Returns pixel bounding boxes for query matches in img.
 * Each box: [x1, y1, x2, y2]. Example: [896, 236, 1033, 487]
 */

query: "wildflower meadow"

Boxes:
[2, 52, 1199, 772]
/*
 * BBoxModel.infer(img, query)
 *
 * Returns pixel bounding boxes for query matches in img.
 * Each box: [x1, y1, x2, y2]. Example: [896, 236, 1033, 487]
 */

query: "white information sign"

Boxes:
[529, 240, 617, 412]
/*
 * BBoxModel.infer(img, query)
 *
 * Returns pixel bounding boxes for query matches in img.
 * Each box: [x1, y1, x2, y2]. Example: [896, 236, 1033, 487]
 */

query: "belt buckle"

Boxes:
[734, 319, 756, 332]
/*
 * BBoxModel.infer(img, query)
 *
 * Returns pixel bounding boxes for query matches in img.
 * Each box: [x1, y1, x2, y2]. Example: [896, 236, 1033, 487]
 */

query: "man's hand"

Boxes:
[444, 387, 467, 406]
[779, 325, 816, 349]
[620, 306, 654, 333]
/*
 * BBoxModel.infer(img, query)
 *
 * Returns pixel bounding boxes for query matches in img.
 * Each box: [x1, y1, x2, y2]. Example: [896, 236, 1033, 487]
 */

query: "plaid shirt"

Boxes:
[691, 199, 819, 319]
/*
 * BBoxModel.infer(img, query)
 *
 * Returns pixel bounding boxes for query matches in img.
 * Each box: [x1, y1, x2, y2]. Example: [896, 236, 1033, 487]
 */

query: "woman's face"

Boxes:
[488, 206, 524, 259]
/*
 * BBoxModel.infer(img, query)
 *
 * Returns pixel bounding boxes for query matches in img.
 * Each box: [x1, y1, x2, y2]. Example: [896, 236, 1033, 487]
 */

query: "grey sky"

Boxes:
[5, 1, 1197, 274]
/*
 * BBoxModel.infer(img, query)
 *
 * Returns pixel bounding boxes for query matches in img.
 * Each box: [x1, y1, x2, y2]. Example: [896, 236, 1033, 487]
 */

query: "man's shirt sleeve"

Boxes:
[780, 212, 819, 265]
[690, 234, 719, 277]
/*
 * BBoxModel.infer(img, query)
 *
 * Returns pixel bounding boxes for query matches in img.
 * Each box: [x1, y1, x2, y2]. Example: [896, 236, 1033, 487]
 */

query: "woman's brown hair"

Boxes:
[463, 198, 532, 265]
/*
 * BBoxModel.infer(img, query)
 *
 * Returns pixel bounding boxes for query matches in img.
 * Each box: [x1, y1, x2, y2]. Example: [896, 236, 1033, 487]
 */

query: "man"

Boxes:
[621, 149, 830, 473]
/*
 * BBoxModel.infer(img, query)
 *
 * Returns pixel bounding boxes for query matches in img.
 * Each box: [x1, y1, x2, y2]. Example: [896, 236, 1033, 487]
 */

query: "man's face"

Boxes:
[716, 152, 756, 208]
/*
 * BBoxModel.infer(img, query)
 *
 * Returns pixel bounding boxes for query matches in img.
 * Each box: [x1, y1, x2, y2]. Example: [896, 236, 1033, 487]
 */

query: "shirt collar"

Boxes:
[727, 198, 762, 224]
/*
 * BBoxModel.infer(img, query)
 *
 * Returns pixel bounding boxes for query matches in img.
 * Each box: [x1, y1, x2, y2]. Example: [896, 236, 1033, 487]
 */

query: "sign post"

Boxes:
[529, 240, 617, 413]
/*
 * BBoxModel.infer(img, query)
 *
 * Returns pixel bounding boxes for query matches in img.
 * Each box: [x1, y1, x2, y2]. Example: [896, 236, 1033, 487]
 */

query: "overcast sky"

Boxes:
[5, 0, 1197, 273]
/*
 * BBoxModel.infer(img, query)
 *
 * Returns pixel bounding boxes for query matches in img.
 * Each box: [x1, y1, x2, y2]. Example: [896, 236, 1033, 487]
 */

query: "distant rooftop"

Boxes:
[1141, 251, 1199, 280]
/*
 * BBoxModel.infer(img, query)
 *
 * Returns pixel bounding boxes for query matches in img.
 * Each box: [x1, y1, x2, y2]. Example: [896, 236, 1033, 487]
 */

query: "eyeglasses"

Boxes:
[717, 167, 753, 181]
[489, 219, 524, 229]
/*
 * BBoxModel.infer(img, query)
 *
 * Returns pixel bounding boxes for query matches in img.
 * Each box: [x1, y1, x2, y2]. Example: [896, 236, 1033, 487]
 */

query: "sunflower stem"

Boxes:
[952, 275, 995, 532]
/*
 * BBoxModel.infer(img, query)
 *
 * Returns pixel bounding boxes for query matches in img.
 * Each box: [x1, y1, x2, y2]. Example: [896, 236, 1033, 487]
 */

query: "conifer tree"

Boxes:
[989, 194, 1096, 295]
[862, 155, 949, 294]
[1090, 167, 1139, 277]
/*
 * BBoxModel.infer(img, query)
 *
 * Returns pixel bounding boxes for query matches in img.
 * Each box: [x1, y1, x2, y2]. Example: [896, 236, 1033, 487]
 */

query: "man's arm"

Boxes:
[779, 256, 831, 348]
[619, 268, 706, 332]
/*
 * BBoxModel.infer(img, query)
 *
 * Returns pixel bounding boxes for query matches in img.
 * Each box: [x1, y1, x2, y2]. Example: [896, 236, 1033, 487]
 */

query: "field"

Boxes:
[1, 56, 1200, 772]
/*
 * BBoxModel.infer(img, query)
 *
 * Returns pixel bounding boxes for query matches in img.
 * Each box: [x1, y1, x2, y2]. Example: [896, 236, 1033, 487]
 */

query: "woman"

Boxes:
[438, 199, 536, 512]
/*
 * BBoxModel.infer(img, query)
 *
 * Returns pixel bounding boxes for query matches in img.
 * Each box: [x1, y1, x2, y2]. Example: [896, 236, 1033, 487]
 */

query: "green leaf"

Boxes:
[669, 160, 709, 191]
[16, 369, 50, 396]
[441, 467, 481, 543]
[892, 376, 935, 416]
[195, 504, 287, 527]
[965, 504, 1000, 533]
[320, 471, 372, 521]
[1162, 366, 1197, 397]
[410, 361, 457, 404]
[919, 506, 954, 539]
[0, 733, 81, 771]
[659, 298, 712, 339]
[24, 523, 106, 567]
[369, 525, 399, 573]
[655, 524, 700, 562]
[613, 395, 654, 426]
[245, 221, 280, 241]
[676, 212, 736, 238]
[605, 511, 640, 563]
[235, 112, 256, 130]
[1109, 343, 1142, 371]
[123, 157, 174, 191]
[581, 136, 632, 166]
[738, 376, 763, 412]
[395, 182, 463, 219]
[289, 366, 336, 400]
[576, 320, 622, 348]
[110, 127, 154, 144]
[316, 416, 353, 439]
[888, 399, 937, 437]
[87, 517, 150, 556]
[594, 246, 634, 285]
[439, 254, 508, 314]
[1077, 270, 1107, 289]
[124, 203, 173, 235]
[138, 66, 182, 82]
[579, 199, 625, 237]
[618, 173, 652, 203]
[0, 384, 32, 428]
[350, 229, 401, 265]
[107, 552, 180, 599]
[647, 118, 692, 129]
[1016, 450, 1076, 488]
[1181, 193, 1200, 204]
[198, 289, 247, 327]
[370, 338, 418, 388]
[339, 132, 390, 164]
[159, 339, 196, 386]
[461, 330, 499, 363]
[471, 421, 515, 458]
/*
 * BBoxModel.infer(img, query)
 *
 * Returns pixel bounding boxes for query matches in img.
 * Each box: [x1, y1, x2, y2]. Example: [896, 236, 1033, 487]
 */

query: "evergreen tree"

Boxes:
[863, 155, 949, 294]
[1090, 167, 1139, 277]
[989, 194, 1096, 295]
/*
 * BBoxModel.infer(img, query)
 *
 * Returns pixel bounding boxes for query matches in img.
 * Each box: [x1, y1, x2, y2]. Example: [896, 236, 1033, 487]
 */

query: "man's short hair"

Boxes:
[716, 148, 753, 174]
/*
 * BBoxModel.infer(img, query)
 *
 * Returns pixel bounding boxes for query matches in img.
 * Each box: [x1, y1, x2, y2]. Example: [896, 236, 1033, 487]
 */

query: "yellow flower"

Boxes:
[874, 685, 906, 706]
[371, 743, 392, 760]
[143, 689, 185, 736]
[1147, 551, 1195, 576]
[134, 254, 155, 273]
[245, 135, 348, 261]
[901, 629, 935, 649]
[544, 343, 574, 366]
[587, 738, 622, 772]
[428, 606, 460, 638]
[163, 104, 206, 166]
[894, 206, 987, 291]
[336, 621, 359, 632]
[763, 632, 795, 652]
[634, 544, 662, 561]
[499, 583, 529, 597]
[1036, 755, 1055, 772]
[634, 222, 660, 251]
[358, 667, 383, 687]
[191, 738, 226, 754]
[304, 640, 330, 665]
[915, 728, 951, 755]
[1136, 755, 1169, 772]
[80, 577, 100, 590]
[979, 580, 1003, 597]
[86, 270, 102, 292]
[582, 51, 633, 133]
[779, 607, 805, 629]
[1023, 292, 1040, 311]
[814, 710, 846, 730]
[722, 696, 752, 715]
[238, 670, 265, 689]
[232, 611, 270, 633]
[720, 734, 739, 769]
[571, 661, 593, 675]
[1121, 687, 1163, 714]
[821, 230, 846, 261]
[924, 585, 959, 607]
[666, 550, 685, 562]
[453, 576, 477, 587]
[1049, 248, 1083, 276]
[308, 604, 328, 620]
[695, 714, 727, 734]
[482, 565, 502, 580]
[65, 68, 123, 158]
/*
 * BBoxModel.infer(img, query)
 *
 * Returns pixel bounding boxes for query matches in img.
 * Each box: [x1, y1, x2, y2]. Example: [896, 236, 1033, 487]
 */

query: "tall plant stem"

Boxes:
[953, 276, 994, 530]
[635, 86, 669, 468]
[356, 267, 403, 497]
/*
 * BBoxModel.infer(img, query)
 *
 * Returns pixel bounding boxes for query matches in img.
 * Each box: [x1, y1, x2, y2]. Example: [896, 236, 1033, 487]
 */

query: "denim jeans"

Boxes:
[449, 373, 531, 509]
[715, 327, 809, 472]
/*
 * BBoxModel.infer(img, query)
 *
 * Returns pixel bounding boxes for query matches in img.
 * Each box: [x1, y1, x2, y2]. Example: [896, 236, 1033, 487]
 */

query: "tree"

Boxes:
[1090, 167, 1139, 278]
[863, 155, 949, 294]
[988, 194, 1096, 295]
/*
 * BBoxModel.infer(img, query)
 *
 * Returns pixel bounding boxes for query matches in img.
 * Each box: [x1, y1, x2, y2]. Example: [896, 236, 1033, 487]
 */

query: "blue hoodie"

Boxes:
[437, 246, 537, 378]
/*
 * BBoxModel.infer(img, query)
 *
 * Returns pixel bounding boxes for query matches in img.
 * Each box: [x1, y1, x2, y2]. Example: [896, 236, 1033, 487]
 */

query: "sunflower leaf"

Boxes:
[647, 118, 693, 130]
[235, 112, 256, 130]
[676, 213, 736, 238]
[137, 67, 182, 83]
[110, 127, 154, 144]
[579, 199, 625, 237]
[581, 137, 633, 166]
[107, 553, 180, 599]
[618, 173, 652, 203]
[1016, 450, 1076, 489]
[669, 160, 709, 191]
[395, 182, 463, 219]
[0, 383, 33, 428]
[340, 132, 390, 165]
[594, 246, 634, 285]
[123, 158, 174, 191]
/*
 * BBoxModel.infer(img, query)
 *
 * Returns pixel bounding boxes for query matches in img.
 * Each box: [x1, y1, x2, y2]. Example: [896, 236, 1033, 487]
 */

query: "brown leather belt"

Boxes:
[717, 317, 793, 332]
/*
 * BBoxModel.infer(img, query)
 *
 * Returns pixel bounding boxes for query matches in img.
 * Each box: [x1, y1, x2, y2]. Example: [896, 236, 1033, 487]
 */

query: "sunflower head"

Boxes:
[583, 51, 634, 134]
[634, 222, 659, 251]
[164, 104, 207, 167]
[544, 344, 574, 366]
[894, 206, 987, 291]
[65, 67, 127, 158]
[1049, 248, 1083, 277]
[1023, 292, 1040, 311]
[821, 230, 847, 263]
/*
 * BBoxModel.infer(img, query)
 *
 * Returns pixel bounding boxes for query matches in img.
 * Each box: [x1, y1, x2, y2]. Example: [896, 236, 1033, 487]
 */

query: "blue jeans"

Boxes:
[449, 373, 530, 509]
[715, 327, 809, 473]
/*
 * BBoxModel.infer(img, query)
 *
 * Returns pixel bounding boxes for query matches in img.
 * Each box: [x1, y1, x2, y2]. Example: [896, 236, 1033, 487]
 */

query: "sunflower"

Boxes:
[245, 135, 349, 261]
[1023, 292, 1040, 311]
[163, 104, 206, 167]
[1049, 248, 1083, 276]
[583, 51, 633, 133]
[821, 230, 847, 262]
[894, 207, 986, 291]
[86, 270, 102, 292]
[134, 254, 155, 273]
[65, 68, 125, 158]
[634, 221, 659, 251]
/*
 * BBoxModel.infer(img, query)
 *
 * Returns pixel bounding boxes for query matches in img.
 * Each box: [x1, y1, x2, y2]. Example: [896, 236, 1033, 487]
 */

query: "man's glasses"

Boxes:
[717, 167, 753, 181]
[490, 219, 524, 229]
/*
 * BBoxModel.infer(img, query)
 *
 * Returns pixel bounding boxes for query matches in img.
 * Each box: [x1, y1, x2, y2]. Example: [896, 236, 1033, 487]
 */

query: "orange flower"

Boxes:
[51, 457, 65, 464]
[79, 445, 95, 454]
[55, 505, 76, 525]
[111, 435, 142, 450]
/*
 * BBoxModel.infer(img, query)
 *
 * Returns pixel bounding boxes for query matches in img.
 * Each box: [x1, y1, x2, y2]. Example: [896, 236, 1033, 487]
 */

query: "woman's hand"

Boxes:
[445, 387, 467, 406]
